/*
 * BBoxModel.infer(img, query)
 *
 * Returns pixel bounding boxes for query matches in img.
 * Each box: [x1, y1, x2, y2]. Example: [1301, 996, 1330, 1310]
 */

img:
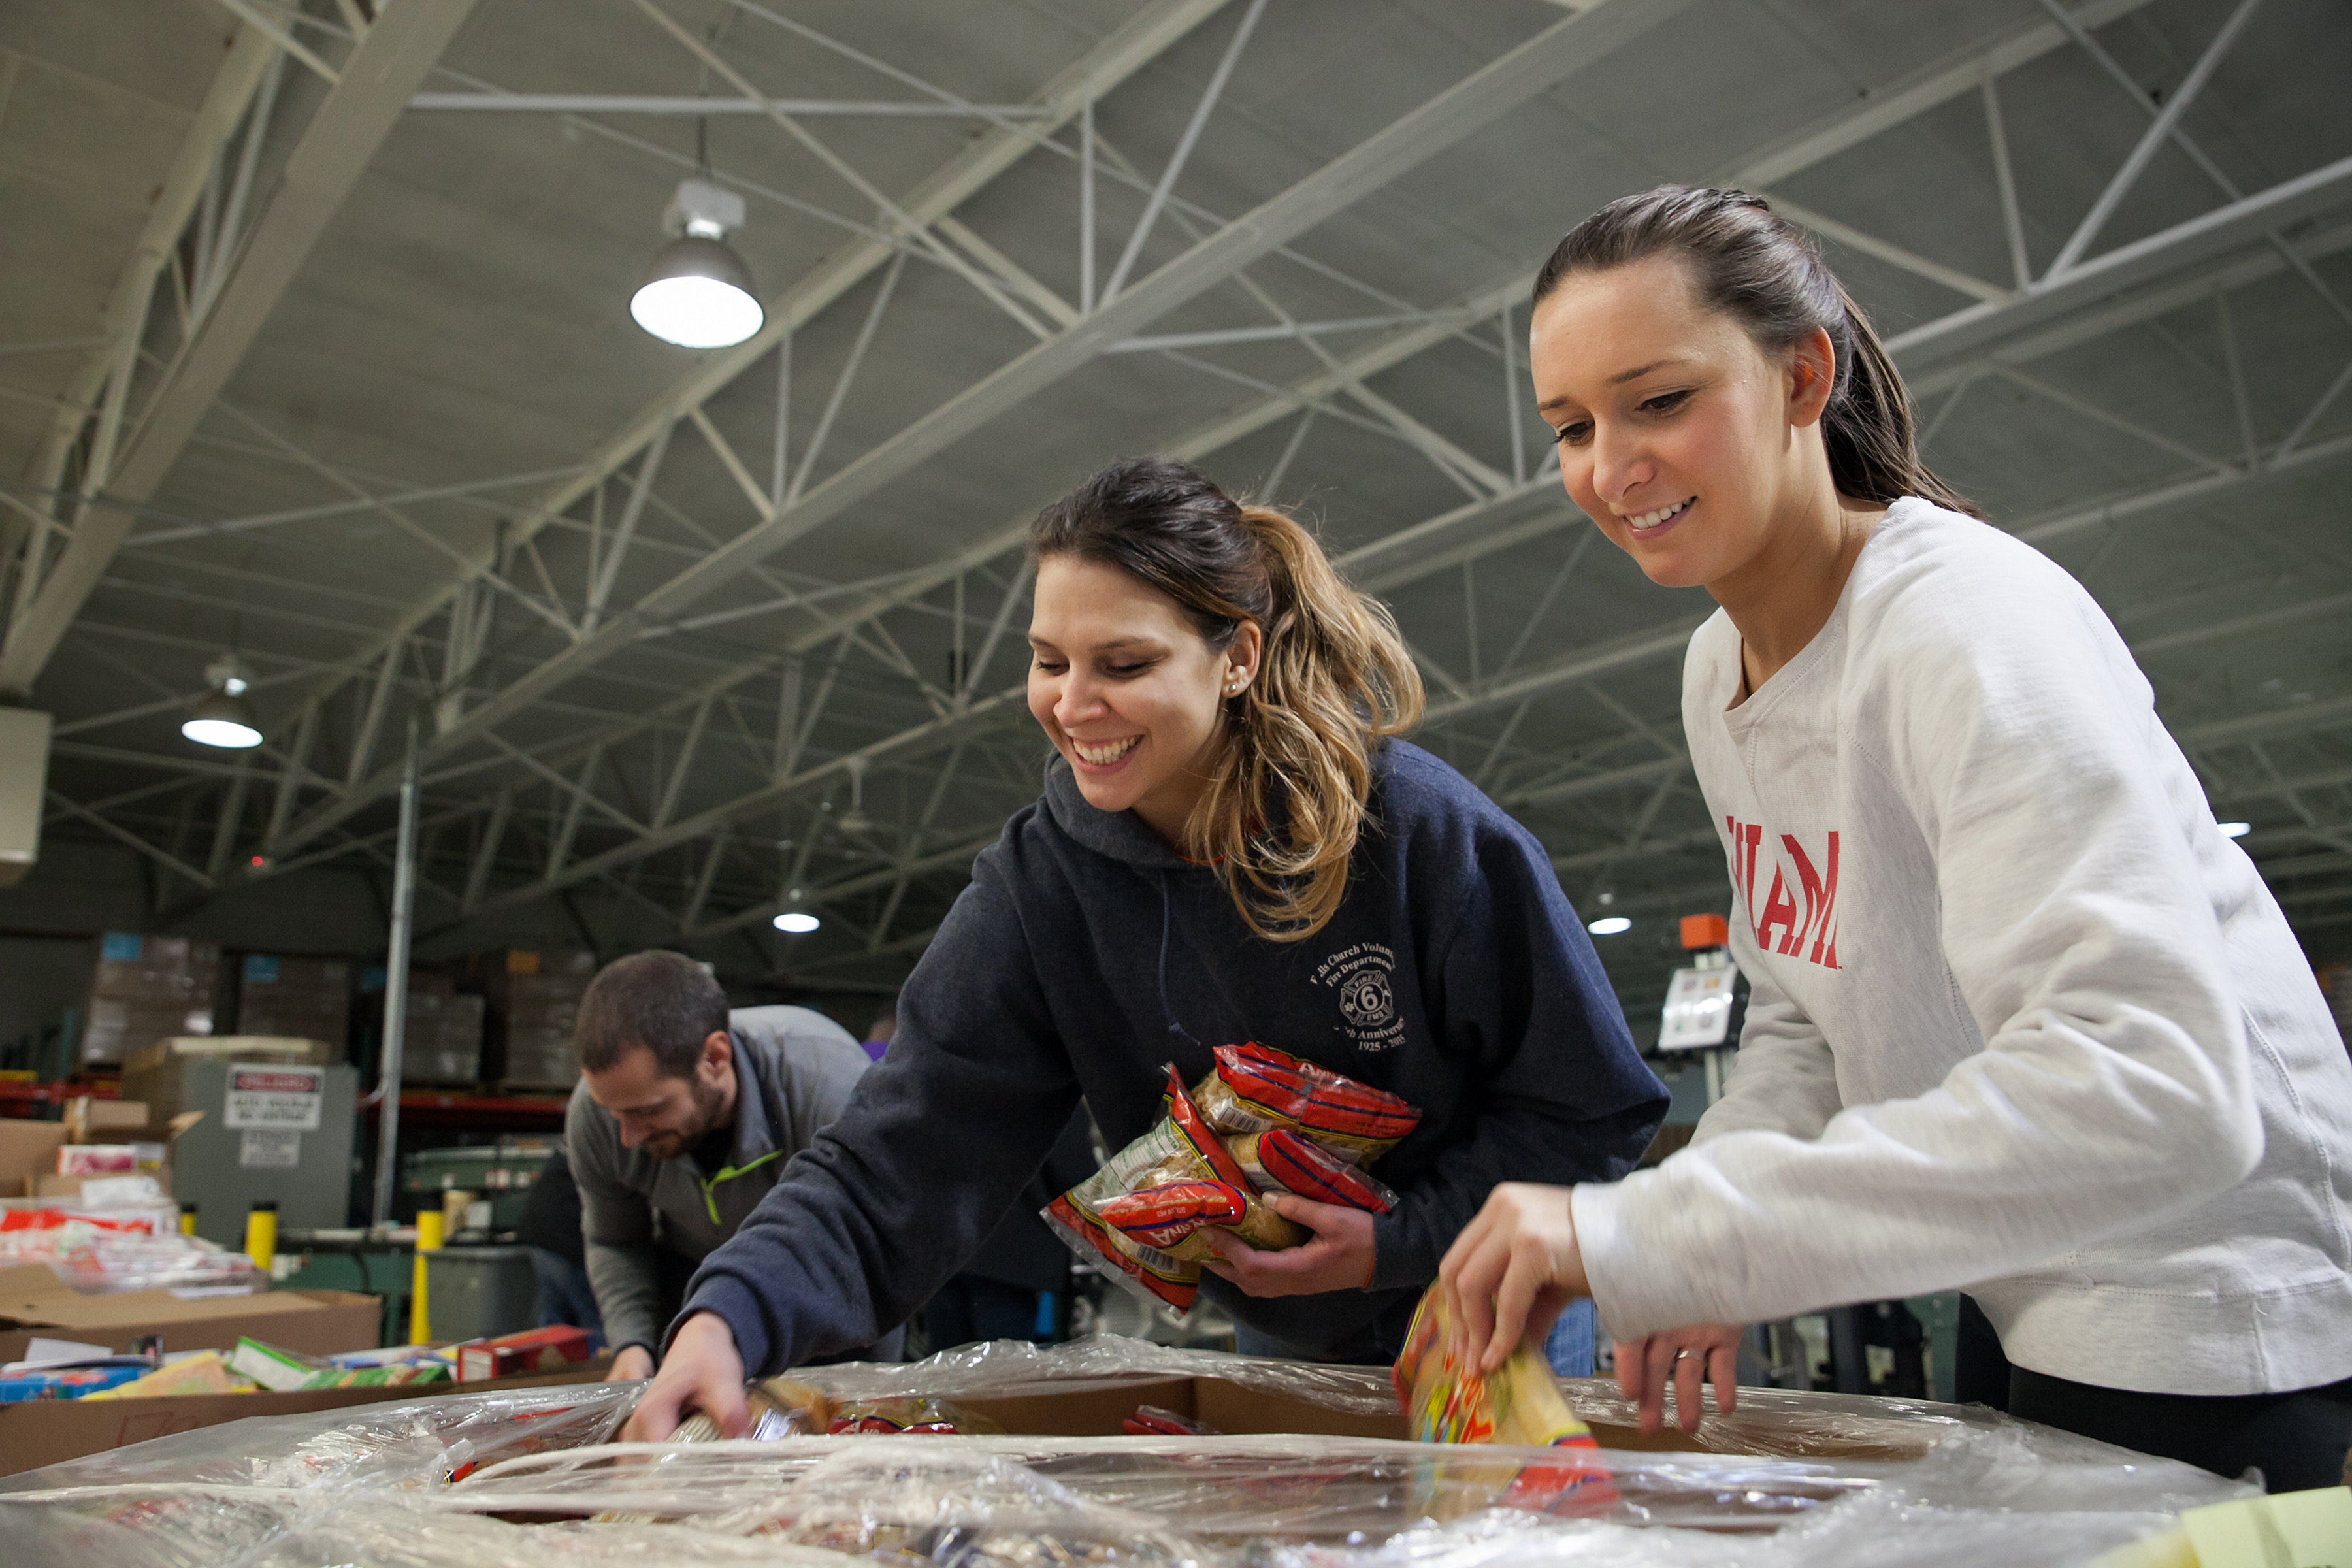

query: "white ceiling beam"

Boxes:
[0, 0, 481, 700]
[278, 0, 1697, 850]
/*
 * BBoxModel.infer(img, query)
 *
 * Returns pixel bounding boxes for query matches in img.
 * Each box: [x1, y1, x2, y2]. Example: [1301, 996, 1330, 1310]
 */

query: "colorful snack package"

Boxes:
[827, 1396, 1004, 1436]
[1232, 1126, 1399, 1213]
[1122, 1404, 1220, 1437]
[1095, 1180, 1250, 1251]
[1044, 1067, 1306, 1309]
[666, 1375, 832, 1445]
[1393, 1283, 1617, 1518]
[1191, 1042, 1421, 1164]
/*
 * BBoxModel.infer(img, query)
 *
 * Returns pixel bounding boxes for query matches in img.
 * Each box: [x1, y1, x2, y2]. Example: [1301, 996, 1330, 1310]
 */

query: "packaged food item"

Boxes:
[0, 1364, 147, 1401]
[81, 1349, 252, 1399]
[826, 1396, 1004, 1435]
[1122, 1403, 1220, 1436]
[664, 1375, 833, 1445]
[1045, 1045, 1419, 1313]
[55, 1142, 166, 1175]
[1233, 1127, 1398, 1213]
[1393, 1284, 1617, 1517]
[226, 1335, 335, 1392]
[1191, 1041, 1420, 1164]
[457, 1325, 594, 1382]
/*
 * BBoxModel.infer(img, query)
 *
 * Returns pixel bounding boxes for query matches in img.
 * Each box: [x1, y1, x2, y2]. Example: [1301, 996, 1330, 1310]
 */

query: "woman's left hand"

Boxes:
[1202, 1193, 1376, 1297]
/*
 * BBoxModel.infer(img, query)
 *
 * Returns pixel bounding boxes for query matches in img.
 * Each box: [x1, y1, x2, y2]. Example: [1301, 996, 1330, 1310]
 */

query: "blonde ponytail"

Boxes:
[1030, 459, 1423, 942]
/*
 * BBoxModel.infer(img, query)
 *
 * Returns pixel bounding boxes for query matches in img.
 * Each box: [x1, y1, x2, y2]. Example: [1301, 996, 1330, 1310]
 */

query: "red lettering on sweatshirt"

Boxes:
[1725, 817, 1841, 971]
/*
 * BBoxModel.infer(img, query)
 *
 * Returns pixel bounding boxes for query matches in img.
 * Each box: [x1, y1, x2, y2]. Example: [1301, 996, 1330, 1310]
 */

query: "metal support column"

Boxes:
[370, 715, 421, 1227]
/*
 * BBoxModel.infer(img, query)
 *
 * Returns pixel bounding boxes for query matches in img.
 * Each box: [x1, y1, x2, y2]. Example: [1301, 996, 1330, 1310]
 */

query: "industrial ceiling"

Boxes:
[5, 0, 2348, 1030]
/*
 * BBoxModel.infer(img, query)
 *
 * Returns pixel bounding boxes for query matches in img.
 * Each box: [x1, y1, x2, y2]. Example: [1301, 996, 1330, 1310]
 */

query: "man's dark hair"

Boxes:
[575, 951, 729, 1078]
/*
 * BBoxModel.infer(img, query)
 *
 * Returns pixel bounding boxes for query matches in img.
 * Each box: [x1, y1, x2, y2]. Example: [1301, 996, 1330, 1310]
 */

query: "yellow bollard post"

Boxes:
[243, 1201, 278, 1273]
[179, 1203, 197, 1237]
[410, 1209, 444, 1345]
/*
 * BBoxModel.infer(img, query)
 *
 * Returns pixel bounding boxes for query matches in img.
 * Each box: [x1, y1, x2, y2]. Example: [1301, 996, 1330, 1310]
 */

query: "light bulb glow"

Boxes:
[772, 910, 820, 934]
[1587, 915, 1632, 936]
[2218, 821, 2251, 838]
[631, 274, 763, 348]
[184, 716, 263, 749]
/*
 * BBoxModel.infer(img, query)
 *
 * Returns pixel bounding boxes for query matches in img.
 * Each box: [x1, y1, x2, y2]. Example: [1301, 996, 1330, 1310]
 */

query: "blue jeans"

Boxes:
[527, 1247, 606, 1352]
[1543, 1298, 1597, 1377]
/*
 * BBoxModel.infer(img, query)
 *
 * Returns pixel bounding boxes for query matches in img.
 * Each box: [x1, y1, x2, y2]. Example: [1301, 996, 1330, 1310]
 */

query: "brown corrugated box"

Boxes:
[80, 937, 221, 1065]
[0, 1355, 614, 1477]
[0, 1262, 377, 1365]
[118, 1036, 334, 1120]
[402, 992, 485, 1085]
[0, 1123, 69, 1193]
[233, 955, 351, 1051]
[466, 950, 595, 1090]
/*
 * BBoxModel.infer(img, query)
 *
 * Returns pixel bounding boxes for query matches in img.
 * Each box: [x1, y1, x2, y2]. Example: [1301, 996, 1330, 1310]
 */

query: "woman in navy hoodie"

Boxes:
[625, 456, 1665, 1439]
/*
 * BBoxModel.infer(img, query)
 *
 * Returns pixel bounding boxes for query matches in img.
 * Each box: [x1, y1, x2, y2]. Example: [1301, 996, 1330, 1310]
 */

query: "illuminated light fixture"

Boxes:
[773, 909, 820, 934]
[1587, 915, 1632, 936]
[182, 654, 263, 749]
[630, 178, 763, 348]
[2218, 821, 2251, 838]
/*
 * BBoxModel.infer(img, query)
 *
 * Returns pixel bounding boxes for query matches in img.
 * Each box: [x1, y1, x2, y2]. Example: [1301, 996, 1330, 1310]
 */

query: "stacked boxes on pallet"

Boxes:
[80, 936, 221, 1065]
[235, 956, 351, 1055]
[468, 950, 595, 1091]
[401, 972, 485, 1086]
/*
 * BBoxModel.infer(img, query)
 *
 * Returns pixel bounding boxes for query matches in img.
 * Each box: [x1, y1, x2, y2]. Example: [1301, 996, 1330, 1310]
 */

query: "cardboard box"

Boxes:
[82, 936, 221, 1065]
[118, 1036, 331, 1120]
[0, 1122, 68, 1192]
[0, 1356, 613, 1477]
[455, 1325, 593, 1382]
[62, 1097, 151, 1143]
[466, 951, 595, 1090]
[234, 956, 351, 1055]
[0, 1262, 377, 1365]
[947, 1373, 1410, 1443]
[402, 992, 485, 1086]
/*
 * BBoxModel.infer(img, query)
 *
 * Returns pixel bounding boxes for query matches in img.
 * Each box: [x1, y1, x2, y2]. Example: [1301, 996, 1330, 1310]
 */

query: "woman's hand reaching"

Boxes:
[1436, 1181, 1588, 1371]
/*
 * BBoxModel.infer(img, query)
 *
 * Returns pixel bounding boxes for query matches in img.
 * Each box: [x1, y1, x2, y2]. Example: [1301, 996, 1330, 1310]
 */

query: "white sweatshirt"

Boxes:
[1572, 498, 2352, 1396]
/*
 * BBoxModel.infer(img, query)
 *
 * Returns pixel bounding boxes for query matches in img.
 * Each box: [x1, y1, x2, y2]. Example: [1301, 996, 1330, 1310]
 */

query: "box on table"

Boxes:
[80, 936, 221, 1065]
[233, 956, 351, 1055]
[0, 1122, 68, 1193]
[118, 1036, 333, 1120]
[62, 1097, 151, 1143]
[0, 1262, 376, 1366]
[455, 1324, 594, 1382]
[0, 1354, 613, 1477]
[401, 992, 485, 1086]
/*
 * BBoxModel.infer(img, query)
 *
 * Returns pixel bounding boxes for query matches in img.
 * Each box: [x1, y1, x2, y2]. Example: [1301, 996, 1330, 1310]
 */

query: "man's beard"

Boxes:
[644, 1077, 729, 1161]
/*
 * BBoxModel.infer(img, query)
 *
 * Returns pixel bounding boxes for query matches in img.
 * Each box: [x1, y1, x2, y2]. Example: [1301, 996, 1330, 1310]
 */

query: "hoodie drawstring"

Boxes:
[1157, 870, 1200, 1049]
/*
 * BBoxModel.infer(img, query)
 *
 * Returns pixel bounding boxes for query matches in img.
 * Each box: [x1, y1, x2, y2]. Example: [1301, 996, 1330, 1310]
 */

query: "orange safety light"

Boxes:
[1679, 913, 1729, 951]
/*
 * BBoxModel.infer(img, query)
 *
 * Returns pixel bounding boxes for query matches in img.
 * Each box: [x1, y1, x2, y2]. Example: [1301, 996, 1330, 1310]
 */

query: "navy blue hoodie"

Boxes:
[678, 740, 1666, 1369]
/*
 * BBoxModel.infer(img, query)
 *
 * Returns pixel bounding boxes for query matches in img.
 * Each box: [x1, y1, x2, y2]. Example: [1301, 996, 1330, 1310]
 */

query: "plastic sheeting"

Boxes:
[0, 1336, 2252, 1567]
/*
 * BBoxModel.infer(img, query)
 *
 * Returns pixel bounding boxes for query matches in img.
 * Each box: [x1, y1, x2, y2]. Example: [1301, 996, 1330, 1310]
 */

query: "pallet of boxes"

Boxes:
[77, 934, 221, 1070]
[391, 968, 487, 1087]
[465, 949, 595, 1092]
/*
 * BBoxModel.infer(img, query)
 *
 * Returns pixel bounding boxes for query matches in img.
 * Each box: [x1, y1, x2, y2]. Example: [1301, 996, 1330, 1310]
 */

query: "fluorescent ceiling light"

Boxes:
[772, 909, 820, 934]
[2217, 821, 2251, 838]
[1587, 915, 1632, 936]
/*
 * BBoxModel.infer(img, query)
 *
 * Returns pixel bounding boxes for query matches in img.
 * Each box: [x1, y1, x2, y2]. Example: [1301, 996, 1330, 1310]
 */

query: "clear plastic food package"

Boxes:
[1046, 1045, 1420, 1311]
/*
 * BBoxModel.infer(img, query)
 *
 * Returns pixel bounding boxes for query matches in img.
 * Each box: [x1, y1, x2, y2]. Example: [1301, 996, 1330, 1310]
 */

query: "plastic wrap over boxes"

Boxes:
[233, 956, 351, 1053]
[79, 936, 220, 1065]
[402, 992, 485, 1086]
[0, 1337, 2287, 1568]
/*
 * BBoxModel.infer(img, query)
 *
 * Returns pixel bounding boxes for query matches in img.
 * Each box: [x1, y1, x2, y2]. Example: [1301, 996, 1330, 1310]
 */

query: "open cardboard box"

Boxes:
[0, 1262, 378, 1364]
[879, 1368, 1941, 1463]
[0, 1354, 615, 1477]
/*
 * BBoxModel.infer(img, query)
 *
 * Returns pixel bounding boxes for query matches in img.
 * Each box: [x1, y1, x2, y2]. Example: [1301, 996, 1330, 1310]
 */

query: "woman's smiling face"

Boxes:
[1026, 553, 1258, 841]
[1527, 253, 1830, 592]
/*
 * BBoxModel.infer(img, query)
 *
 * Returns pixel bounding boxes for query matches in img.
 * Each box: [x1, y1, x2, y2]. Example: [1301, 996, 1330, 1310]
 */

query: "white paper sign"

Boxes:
[238, 1130, 302, 1169]
[1657, 963, 1742, 1051]
[224, 1064, 324, 1130]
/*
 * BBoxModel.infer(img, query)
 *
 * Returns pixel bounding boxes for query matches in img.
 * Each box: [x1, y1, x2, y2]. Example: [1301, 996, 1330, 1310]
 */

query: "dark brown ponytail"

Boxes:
[1533, 185, 1979, 517]
[1030, 457, 1423, 941]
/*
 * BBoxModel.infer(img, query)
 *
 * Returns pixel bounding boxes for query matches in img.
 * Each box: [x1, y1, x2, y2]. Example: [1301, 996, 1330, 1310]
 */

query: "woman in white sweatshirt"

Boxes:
[1439, 184, 2352, 1490]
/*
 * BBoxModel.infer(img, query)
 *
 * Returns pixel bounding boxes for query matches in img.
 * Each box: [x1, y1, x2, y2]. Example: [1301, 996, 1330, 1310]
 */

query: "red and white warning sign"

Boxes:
[224, 1065, 325, 1130]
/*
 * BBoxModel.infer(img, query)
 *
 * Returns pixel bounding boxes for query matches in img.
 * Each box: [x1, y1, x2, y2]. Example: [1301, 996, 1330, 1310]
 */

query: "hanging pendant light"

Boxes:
[630, 178, 763, 348]
[772, 885, 819, 934]
[183, 654, 263, 749]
